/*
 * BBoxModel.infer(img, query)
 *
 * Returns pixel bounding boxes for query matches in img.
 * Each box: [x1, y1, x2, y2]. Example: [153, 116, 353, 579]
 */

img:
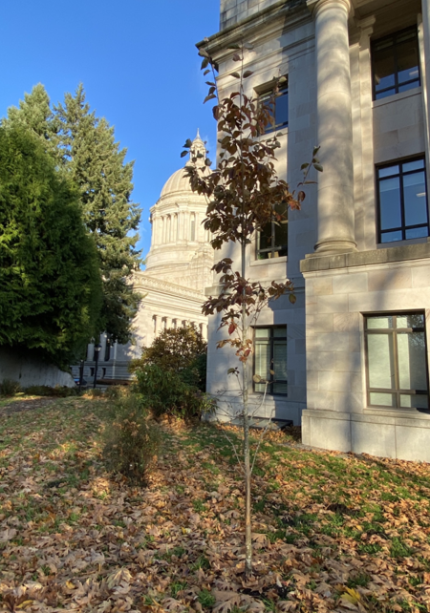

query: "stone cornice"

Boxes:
[133, 271, 206, 301]
[197, 0, 309, 61]
[300, 240, 430, 273]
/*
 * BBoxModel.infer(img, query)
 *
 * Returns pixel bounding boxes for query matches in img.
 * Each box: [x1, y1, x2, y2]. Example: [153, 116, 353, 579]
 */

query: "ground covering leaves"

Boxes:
[0, 398, 429, 612]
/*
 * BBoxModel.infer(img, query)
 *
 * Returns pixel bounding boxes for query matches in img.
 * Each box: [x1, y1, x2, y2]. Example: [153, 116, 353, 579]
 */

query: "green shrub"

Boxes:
[130, 324, 207, 391]
[105, 385, 127, 401]
[133, 364, 215, 420]
[102, 394, 161, 485]
[0, 379, 21, 397]
[24, 385, 78, 397]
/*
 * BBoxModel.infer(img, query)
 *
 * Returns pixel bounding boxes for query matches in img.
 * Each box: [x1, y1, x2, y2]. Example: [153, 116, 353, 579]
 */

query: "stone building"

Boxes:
[75, 133, 213, 383]
[202, 0, 430, 461]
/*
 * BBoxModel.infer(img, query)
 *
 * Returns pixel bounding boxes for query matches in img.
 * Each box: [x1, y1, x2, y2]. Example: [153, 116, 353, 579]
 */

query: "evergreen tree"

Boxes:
[3, 84, 58, 158]
[4, 83, 142, 344]
[0, 126, 102, 368]
[54, 85, 141, 344]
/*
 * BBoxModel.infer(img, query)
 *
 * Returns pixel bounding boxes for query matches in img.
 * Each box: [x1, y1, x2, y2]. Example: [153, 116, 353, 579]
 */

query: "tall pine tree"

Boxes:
[3, 84, 58, 158]
[4, 84, 142, 344]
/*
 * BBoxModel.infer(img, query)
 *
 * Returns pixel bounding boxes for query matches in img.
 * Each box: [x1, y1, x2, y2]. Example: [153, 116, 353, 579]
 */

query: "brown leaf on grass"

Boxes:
[0, 528, 17, 542]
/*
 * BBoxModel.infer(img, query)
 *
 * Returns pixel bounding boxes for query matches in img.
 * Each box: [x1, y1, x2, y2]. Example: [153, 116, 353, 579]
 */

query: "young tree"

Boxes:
[3, 84, 142, 344]
[0, 126, 102, 368]
[183, 43, 321, 576]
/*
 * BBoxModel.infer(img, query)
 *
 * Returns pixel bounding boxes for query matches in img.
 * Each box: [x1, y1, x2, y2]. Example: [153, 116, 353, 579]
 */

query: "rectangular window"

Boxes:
[254, 326, 287, 395]
[377, 157, 429, 243]
[365, 313, 429, 409]
[372, 27, 421, 100]
[258, 79, 288, 134]
[256, 203, 288, 259]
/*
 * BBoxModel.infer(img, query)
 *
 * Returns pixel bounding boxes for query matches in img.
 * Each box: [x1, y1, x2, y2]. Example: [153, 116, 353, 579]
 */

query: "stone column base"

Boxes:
[302, 408, 430, 463]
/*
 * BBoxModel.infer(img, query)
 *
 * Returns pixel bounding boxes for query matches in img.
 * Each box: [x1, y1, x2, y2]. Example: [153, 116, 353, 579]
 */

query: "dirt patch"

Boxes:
[0, 397, 58, 417]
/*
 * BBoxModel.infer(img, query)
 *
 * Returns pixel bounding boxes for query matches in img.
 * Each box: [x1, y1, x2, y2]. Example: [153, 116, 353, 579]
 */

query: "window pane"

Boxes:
[367, 316, 393, 329]
[408, 314, 425, 328]
[375, 88, 397, 100]
[379, 177, 401, 230]
[400, 394, 429, 409]
[255, 328, 270, 338]
[403, 159, 425, 172]
[368, 334, 395, 389]
[255, 341, 270, 381]
[396, 314, 424, 329]
[379, 165, 399, 178]
[398, 331, 428, 390]
[274, 219, 288, 252]
[398, 81, 420, 93]
[396, 38, 419, 84]
[373, 44, 396, 92]
[258, 222, 272, 251]
[273, 340, 287, 380]
[381, 230, 403, 242]
[403, 171, 428, 227]
[370, 392, 395, 406]
[406, 227, 429, 239]
[275, 90, 288, 127]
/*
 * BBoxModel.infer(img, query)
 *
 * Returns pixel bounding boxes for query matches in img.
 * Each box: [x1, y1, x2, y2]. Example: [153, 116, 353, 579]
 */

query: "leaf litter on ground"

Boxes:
[0, 397, 429, 612]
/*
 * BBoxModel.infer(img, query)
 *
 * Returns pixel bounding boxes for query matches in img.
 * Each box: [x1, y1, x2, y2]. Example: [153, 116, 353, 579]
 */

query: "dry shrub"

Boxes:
[105, 385, 127, 401]
[102, 394, 161, 485]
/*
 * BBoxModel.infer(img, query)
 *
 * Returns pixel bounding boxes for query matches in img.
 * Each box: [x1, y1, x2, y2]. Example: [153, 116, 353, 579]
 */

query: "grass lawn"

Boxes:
[0, 397, 429, 612]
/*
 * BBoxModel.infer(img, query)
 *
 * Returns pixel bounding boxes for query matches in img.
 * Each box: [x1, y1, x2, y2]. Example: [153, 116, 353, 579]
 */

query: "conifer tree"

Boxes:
[54, 85, 141, 344]
[3, 84, 58, 158]
[4, 84, 142, 344]
[0, 125, 102, 368]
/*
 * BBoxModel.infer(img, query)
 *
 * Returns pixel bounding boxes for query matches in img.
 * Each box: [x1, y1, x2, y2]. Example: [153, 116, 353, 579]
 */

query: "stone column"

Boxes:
[308, 0, 357, 254]
[418, 7, 430, 193]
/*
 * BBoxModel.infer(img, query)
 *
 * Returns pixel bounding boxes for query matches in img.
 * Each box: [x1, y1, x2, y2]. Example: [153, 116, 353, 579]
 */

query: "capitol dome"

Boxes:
[144, 130, 214, 293]
[159, 130, 211, 200]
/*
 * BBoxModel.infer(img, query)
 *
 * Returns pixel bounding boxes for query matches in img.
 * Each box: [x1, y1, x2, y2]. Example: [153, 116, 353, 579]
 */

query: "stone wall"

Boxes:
[301, 243, 430, 462]
[0, 348, 74, 389]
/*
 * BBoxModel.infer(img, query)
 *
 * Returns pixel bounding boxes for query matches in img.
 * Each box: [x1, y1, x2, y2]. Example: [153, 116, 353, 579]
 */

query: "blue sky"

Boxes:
[0, 0, 219, 262]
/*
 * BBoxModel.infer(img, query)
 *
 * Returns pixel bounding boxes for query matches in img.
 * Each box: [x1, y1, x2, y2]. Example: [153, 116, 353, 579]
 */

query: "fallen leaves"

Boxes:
[0, 397, 429, 612]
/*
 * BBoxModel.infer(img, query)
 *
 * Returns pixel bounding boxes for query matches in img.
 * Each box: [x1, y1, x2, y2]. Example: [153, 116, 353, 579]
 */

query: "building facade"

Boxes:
[203, 0, 430, 461]
[74, 133, 213, 383]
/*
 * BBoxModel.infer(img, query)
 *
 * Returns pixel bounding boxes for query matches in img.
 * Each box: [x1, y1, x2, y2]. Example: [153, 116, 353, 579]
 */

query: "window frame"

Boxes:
[256, 78, 288, 135]
[253, 325, 288, 396]
[255, 203, 288, 260]
[364, 312, 430, 410]
[376, 156, 429, 243]
[371, 26, 421, 101]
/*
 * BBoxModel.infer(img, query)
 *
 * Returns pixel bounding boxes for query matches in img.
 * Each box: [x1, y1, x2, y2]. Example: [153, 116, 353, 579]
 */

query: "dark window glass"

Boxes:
[372, 27, 420, 100]
[258, 80, 288, 134]
[254, 326, 287, 395]
[377, 157, 429, 243]
[256, 203, 288, 259]
[104, 339, 111, 362]
[365, 313, 429, 409]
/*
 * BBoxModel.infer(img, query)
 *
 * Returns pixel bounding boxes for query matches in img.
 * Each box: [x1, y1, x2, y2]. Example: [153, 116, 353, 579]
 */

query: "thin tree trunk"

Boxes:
[241, 238, 252, 577]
